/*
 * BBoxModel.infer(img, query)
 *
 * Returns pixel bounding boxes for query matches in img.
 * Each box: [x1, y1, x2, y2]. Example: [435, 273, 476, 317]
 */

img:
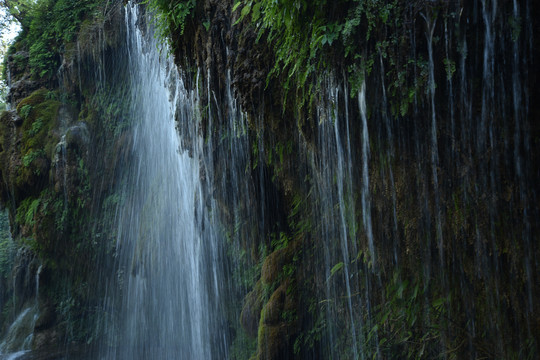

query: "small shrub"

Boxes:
[22, 149, 45, 168]
[29, 117, 44, 136]
[145, 0, 196, 42]
[19, 104, 32, 119]
[16, 197, 41, 227]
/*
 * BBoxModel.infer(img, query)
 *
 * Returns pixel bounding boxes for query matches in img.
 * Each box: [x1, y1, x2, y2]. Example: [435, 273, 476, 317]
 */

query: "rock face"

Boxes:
[168, 0, 540, 358]
[0, 1, 128, 353]
[0, 0, 538, 359]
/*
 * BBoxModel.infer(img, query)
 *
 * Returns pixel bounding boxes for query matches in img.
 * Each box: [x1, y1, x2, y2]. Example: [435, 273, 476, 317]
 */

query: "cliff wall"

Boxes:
[0, 0, 538, 358]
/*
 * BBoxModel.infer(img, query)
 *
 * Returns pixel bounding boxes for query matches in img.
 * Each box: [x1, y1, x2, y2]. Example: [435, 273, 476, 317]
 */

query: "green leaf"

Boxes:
[241, 3, 251, 18]
[381, 309, 390, 324]
[433, 297, 445, 310]
[330, 262, 344, 276]
[232, 1, 243, 12]
[367, 324, 379, 342]
[252, 3, 261, 21]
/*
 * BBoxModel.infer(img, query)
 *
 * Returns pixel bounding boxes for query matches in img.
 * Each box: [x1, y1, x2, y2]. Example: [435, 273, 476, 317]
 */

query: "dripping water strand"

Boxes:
[359, 82, 375, 271]
[511, 0, 533, 324]
[330, 85, 360, 360]
[378, 53, 399, 266]
[422, 12, 444, 265]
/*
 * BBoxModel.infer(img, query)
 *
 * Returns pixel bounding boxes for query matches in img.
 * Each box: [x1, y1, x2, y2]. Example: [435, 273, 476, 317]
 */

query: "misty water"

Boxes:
[95, 3, 226, 359]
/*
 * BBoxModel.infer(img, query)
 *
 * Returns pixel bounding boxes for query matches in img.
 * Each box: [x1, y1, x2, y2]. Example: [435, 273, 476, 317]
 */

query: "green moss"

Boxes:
[257, 323, 288, 360]
[261, 247, 289, 286]
[16, 88, 47, 112]
[241, 280, 264, 337]
[12, 89, 61, 189]
[261, 285, 285, 326]
[17, 90, 61, 152]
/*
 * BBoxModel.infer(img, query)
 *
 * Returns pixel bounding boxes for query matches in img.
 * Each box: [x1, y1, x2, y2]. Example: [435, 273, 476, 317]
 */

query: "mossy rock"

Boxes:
[241, 280, 264, 338]
[15, 154, 49, 191]
[0, 110, 22, 129]
[34, 303, 57, 331]
[13, 89, 61, 193]
[261, 241, 298, 286]
[0, 111, 19, 156]
[264, 281, 299, 322]
[18, 89, 61, 155]
[33, 194, 62, 257]
[16, 88, 51, 113]
[64, 122, 89, 154]
[256, 279, 299, 360]
[0, 111, 22, 203]
[261, 283, 286, 326]
[257, 323, 290, 360]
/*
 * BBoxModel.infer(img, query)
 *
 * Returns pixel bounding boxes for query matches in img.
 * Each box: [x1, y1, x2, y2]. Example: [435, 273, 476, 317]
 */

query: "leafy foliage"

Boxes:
[234, 0, 337, 102]
[270, 231, 290, 251]
[145, 0, 195, 43]
[233, 0, 433, 117]
[372, 272, 449, 359]
[6, 0, 109, 79]
[0, 0, 33, 24]
[22, 148, 45, 168]
[18, 103, 31, 118]
[16, 196, 41, 227]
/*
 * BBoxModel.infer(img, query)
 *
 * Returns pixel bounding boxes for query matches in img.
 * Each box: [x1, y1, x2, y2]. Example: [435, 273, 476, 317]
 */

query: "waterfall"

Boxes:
[0, 264, 41, 355]
[312, 78, 366, 359]
[0, 0, 536, 358]
[98, 3, 225, 358]
[0, 209, 40, 357]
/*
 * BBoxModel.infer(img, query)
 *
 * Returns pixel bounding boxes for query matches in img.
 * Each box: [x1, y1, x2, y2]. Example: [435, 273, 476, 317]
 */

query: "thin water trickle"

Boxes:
[312, 77, 369, 359]
[444, 18, 456, 165]
[332, 86, 359, 360]
[480, 0, 496, 154]
[423, 13, 443, 265]
[511, 0, 533, 320]
[378, 54, 399, 266]
[359, 82, 375, 271]
[2, 350, 29, 360]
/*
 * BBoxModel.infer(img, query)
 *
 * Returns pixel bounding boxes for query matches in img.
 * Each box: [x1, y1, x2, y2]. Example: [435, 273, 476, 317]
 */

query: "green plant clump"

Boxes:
[145, 0, 196, 43]
[234, 0, 339, 103]
[234, 0, 432, 116]
[16, 196, 41, 227]
[9, 0, 109, 79]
